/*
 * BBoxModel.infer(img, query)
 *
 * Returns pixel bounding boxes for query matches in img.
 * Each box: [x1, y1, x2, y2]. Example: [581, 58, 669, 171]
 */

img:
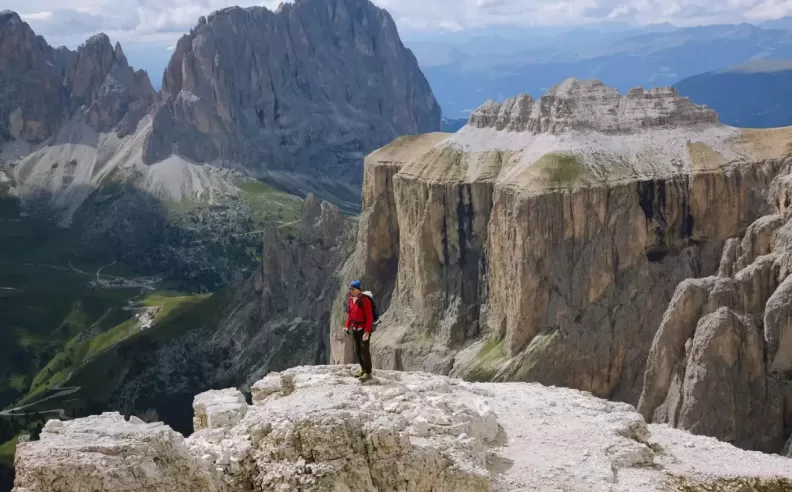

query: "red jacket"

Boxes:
[345, 294, 373, 333]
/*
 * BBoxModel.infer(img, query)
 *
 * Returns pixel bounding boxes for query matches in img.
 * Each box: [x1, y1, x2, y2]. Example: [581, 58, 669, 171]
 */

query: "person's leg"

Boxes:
[361, 336, 372, 375]
[352, 330, 365, 374]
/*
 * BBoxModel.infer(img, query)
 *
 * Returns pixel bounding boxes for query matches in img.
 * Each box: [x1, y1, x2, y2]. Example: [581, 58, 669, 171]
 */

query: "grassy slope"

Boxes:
[236, 178, 303, 236]
[24, 291, 211, 402]
[0, 436, 17, 467]
[467, 338, 507, 382]
[0, 199, 139, 405]
[64, 289, 228, 408]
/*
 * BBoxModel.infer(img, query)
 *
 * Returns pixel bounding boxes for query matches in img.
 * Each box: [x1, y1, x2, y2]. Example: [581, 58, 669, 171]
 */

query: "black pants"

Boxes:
[352, 329, 372, 374]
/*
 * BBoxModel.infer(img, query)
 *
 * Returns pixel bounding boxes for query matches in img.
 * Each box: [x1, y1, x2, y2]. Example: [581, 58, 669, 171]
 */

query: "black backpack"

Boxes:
[361, 291, 380, 332]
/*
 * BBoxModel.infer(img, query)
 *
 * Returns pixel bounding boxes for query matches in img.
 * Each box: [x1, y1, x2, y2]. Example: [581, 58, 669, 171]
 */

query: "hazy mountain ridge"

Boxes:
[675, 61, 792, 128]
[406, 21, 792, 118]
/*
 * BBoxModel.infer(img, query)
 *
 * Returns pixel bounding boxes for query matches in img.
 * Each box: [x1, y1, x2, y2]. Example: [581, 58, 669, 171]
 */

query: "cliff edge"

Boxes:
[13, 366, 792, 491]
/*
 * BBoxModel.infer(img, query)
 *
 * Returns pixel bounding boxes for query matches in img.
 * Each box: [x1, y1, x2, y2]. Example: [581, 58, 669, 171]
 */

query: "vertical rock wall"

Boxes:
[335, 135, 784, 408]
[639, 157, 792, 453]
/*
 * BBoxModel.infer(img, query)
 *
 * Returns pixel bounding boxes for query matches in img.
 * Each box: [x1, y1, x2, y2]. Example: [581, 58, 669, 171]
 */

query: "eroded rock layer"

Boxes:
[468, 81, 717, 134]
[639, 157, 792, 451]
[333, 78, 792, 417]
[13, 366, 792, 491]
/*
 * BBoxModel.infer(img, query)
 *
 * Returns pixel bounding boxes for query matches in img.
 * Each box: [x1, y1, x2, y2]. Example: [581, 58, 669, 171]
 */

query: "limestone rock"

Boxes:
[193, 388, 248, 431]
[12, 412, 225, 492]
[468, 79, 717, 134]
[65, 34, 156, 133]
[14, 366, 792, 492]
[143, 0, 440, 200]
[5, 0, 441, 224]
[0, 11, 67, 143]
[336, 79, 789, 414]
[766, 276, 792, 371]
[641, 181, 792, 451]
[643, 307, 783, 451]
[0, 14, 154, 146]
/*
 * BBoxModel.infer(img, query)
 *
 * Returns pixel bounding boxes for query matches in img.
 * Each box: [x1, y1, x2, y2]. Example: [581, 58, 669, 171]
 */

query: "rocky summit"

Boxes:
[146, 0, 440, 207]
[12, 366, 792, 491]
[333, 77, 792, 453]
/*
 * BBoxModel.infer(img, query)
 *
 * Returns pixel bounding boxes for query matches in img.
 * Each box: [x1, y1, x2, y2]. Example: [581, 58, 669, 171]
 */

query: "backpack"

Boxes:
[361, 291, 380, 332]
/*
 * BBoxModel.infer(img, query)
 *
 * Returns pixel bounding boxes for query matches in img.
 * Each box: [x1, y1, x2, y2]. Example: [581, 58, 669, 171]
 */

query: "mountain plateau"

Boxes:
[333, 78, 792, 454]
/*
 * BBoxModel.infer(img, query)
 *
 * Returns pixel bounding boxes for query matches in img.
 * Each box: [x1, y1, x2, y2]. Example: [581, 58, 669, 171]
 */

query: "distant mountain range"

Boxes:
[441, 117, 467, 133]
[402, 19, 792, 119]
[674, 60, 792, 128]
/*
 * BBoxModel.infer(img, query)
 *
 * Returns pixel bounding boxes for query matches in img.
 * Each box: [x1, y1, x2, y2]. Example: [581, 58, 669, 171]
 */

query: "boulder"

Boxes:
[193, 388, 248, 431]
[12, 413, 225, 492]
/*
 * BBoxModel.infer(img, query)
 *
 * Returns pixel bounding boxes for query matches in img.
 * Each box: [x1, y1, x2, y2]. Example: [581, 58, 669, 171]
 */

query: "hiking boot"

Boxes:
[359, 372, 372, 381]
[353, 369, 365, 378]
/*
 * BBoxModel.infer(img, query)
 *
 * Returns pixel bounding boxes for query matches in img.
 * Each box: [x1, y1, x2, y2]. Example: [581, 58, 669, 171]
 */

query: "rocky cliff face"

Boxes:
[3, 0, 438, 219]
[0, 11, 68, 144]
[0, 13, 154, 145]
[64, 34, 155, 135]
[1, 11, 160, 222]
[333, 79, 792, 443]
[216, 194, 356, 385]
[468, 82, 718, 134]
[639, 158, 792, 452]
[143, 0, 440, 209]
[13, 366, 792, 491]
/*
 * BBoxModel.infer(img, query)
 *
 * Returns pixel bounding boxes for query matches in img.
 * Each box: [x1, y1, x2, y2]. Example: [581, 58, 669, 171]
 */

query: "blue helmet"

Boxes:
[350, 279, 362, 290]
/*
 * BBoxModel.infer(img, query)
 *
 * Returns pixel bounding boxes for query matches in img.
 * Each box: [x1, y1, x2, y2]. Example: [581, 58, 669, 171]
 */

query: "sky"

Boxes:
[7, 0, 792, 52]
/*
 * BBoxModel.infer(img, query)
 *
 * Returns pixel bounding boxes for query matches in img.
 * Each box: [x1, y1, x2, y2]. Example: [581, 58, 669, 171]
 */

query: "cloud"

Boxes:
[9, 0, 792, 51]
[20, 9, 137, 38]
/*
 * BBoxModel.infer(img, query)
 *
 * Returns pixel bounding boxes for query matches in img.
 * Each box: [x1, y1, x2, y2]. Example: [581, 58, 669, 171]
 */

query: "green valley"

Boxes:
[0, 176, 305, 477]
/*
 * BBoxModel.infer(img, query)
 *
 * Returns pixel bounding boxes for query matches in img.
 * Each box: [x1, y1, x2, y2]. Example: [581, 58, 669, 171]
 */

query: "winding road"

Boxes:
[0, 385, 80, 420]
[2, 259, 163, 420]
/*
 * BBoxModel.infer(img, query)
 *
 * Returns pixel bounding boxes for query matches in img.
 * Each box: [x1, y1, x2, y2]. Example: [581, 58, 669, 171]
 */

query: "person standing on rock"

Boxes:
[344, 279, 374, 380]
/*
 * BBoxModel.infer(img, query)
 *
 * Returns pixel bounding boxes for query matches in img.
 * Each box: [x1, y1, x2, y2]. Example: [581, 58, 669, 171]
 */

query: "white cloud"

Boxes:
[8, 0, 792, 51]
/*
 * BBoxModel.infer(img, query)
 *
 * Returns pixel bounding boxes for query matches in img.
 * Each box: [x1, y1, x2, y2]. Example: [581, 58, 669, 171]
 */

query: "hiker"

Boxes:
[344, 279, 373, 380]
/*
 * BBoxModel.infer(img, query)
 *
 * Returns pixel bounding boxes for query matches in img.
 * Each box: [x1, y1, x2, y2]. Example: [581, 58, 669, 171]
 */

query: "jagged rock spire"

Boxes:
[469, 78, 718, 134]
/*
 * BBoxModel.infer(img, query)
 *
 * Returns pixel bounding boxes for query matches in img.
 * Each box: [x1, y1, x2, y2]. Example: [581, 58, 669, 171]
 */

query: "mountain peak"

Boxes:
[114, 41, 125, 59]
[469, 78, 717, 134]
[0, 10, 21, 25]
[84, 32, 111, 48]
[146, 0, 439, 195]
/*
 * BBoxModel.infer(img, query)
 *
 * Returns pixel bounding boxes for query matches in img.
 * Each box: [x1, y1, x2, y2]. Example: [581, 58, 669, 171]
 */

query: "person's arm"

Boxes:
[363, 296, 373, 333]
[344, 298, 351, 329]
